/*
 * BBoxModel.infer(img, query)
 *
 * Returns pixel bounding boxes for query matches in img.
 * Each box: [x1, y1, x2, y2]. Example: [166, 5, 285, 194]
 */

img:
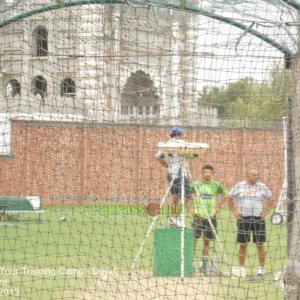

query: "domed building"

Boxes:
[0, 1, 218, 152]
[0, 0, 216, 152]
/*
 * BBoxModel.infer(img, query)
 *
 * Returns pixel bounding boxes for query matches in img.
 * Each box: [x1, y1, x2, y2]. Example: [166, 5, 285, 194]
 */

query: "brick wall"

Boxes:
[0, 120, 284, 204]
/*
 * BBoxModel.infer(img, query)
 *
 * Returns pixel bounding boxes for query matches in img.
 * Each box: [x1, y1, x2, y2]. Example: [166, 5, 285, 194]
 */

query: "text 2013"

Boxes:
[0, 288, 20, 297]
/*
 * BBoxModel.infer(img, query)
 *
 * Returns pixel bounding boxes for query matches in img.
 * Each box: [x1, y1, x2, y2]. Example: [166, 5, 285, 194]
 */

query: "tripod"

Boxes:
[130, 154, 191, 280]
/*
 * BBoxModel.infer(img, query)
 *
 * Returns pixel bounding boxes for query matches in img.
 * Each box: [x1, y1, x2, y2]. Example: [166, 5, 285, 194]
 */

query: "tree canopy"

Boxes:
[198, 67, 292, 121]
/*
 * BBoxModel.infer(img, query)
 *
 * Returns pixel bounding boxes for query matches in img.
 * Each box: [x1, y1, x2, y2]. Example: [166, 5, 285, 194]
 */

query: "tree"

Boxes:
[199, 67, 291, 121]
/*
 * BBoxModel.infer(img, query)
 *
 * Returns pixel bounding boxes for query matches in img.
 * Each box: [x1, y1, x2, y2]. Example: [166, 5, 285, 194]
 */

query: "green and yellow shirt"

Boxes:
[191, 180, 227, 219]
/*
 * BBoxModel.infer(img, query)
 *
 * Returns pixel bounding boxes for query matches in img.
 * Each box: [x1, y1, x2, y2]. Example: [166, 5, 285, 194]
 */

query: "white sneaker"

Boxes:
[169, 216, 184, 228]
[257, 267, 265, 276]
[176, 215, 185, 228]
[169, 216, 177, 227]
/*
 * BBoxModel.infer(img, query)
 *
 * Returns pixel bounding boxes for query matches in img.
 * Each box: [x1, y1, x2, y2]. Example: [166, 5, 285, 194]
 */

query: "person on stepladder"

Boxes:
[229, 168, 273, 278]
[191, 164, 228, 273]
[156, 127, 194, 228]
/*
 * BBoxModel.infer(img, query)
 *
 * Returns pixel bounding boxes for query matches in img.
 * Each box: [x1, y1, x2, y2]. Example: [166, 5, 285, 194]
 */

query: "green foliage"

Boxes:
[199, 67, 292, 121]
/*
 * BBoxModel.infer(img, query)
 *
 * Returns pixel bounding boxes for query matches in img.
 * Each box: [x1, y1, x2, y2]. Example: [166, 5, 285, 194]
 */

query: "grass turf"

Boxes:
[0, 205, 286, 299]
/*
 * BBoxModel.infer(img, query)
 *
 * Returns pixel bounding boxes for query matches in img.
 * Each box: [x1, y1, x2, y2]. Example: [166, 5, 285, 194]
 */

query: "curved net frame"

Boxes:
[0, 0, 298, 299]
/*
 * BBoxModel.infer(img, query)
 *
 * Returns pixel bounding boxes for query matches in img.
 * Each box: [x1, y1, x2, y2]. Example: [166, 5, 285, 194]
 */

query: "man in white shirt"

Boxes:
[156, 127, 193, 227]
[230, 168, 273, 277]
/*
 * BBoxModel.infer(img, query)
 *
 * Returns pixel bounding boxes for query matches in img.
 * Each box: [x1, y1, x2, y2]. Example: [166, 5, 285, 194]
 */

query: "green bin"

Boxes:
[153, 228, 194, 277]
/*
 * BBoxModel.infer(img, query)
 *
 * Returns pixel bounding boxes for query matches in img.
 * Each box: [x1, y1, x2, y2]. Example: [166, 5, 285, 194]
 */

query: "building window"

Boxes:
[33, 26, 48, 56]
[121, 70, 160, 117]
[61, 78, 76, 97]
[6, 79, 21, 97]
[33, 75, 47, 102]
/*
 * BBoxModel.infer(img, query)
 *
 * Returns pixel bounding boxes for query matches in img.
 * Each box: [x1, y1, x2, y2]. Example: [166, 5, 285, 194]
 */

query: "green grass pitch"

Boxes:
[0, 205, 286, 299]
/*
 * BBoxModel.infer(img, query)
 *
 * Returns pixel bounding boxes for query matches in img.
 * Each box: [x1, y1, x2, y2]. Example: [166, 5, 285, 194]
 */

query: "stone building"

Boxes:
[0, 1, 218, 153]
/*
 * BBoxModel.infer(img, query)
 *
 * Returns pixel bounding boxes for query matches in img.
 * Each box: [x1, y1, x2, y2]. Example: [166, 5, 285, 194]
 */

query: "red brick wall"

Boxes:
[0, 120, 284, 204]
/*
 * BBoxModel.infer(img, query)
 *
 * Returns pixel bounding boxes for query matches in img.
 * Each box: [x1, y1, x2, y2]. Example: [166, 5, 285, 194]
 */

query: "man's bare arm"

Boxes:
[228, 196, 241, 219]
[156, 157, 168, 168]
[217, 195, 231, 208]
[261, 197, 273, 219]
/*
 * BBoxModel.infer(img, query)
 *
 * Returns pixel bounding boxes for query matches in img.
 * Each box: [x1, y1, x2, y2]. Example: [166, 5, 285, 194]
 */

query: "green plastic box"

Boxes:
[153, 228, 194, 277]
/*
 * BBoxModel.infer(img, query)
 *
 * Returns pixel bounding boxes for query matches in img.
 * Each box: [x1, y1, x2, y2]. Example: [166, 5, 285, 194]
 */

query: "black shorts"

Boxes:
[192, 216, 217, 240]
[167, 175, 192, 197]
[237, 216, 266, 244]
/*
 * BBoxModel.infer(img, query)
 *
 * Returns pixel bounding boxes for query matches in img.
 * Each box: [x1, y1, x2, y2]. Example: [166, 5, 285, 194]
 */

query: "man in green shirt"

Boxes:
[191, 164, 227, 256]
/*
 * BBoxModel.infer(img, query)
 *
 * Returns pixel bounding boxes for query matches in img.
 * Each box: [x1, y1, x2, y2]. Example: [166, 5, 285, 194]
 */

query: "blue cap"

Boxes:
[170, 127, 184, 136]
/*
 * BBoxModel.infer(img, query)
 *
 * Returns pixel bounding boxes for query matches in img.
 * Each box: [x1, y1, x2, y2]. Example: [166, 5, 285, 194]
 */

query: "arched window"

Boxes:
[61, 78, 76, 97]
[33, 26, 48, 56]
[6, 79, 21, 97]
[121, 70, 160, 117]
[33, 75, 47, 101]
